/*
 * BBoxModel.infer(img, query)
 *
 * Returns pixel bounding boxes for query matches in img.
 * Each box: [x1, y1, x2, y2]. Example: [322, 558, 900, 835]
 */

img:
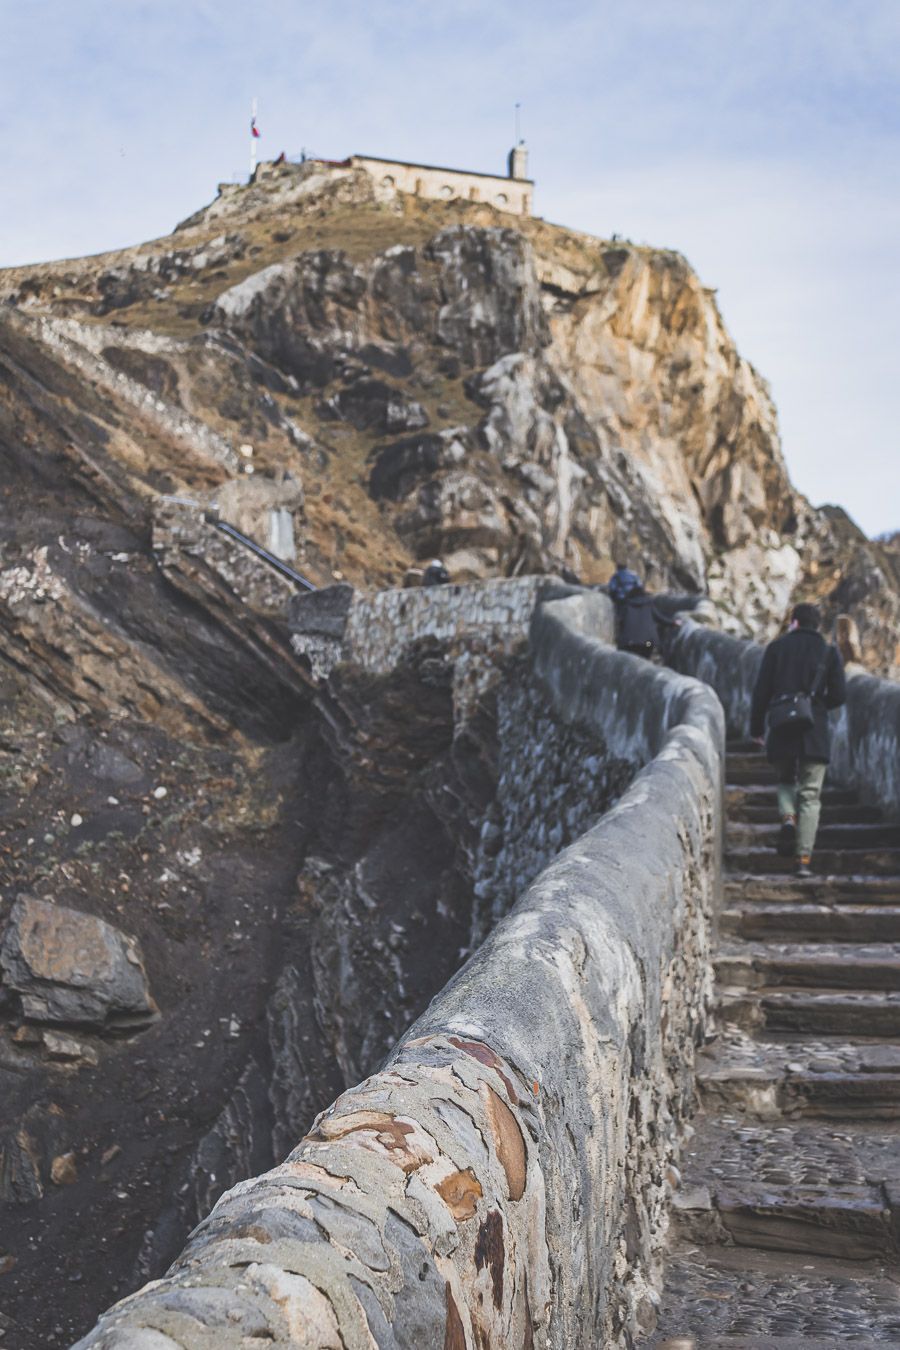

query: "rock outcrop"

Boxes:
[0, 897, 156, 1030]
[2, 157, 897, 672]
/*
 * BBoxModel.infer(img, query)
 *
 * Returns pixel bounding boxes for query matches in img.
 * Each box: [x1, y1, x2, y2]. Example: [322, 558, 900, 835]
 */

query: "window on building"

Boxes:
[441, 185, 454, 198]
[495, 192, 508, 206]
[381, 175, 395, 188]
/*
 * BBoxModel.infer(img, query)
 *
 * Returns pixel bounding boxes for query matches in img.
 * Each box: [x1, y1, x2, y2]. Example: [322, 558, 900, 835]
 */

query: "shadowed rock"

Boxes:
[0, 897, 157, 1031]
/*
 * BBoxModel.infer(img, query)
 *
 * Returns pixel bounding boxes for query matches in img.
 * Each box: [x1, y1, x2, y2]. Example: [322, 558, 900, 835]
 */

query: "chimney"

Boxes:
[508, 142, 529, 181]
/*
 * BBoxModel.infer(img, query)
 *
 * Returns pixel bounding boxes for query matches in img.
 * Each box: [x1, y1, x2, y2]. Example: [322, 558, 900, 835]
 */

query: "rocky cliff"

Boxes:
[2, 156, 897, 672]
[1, 156, 898, 1348]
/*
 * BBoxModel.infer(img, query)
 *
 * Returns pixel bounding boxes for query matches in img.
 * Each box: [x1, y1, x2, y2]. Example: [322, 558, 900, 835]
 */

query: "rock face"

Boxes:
[0, 152, 897, 1350]
[1, 158, 897, 673]
[0, 897, 156, 1030]
[70, 592, 724, 1350]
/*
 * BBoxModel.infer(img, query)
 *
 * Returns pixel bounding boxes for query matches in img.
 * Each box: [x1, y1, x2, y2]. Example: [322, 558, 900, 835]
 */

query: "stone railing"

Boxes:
[831, 670, 900, 819]
[670, 617, 900, 818]
[74, 590, 723, 1350]
[287, 575, 598, 683]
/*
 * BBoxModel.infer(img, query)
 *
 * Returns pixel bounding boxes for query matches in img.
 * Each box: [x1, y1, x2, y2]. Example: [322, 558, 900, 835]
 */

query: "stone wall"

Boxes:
[74, 590, 723, 1349]
[289, 575, 609, 697]
[152, 499, 298, 620]
[831, 672, 900, 819]
[668, 617, 763, 740]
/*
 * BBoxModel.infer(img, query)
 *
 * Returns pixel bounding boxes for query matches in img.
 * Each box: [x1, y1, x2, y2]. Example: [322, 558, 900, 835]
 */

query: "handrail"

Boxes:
[212, 519, 316, 592]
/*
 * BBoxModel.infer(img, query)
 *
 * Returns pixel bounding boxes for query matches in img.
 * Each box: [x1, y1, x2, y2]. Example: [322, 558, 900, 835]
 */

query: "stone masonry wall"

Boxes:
[74, 590, 723, 1350]
[289, 575, 612, 700]
[468, 659, 634, 944]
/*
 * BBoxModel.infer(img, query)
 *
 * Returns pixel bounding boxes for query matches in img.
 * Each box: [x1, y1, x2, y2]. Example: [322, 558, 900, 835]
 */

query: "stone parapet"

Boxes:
[289, 575, 605, 693]
[73, 591, 722, 1349]
[830, 671, 900, 818]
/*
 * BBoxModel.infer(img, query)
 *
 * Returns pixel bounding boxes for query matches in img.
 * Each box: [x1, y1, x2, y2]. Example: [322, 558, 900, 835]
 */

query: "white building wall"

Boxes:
[351, 157, 533, 216]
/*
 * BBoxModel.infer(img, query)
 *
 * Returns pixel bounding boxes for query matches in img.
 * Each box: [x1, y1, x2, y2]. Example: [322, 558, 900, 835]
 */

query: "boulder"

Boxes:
[0, 897, 157, 1031]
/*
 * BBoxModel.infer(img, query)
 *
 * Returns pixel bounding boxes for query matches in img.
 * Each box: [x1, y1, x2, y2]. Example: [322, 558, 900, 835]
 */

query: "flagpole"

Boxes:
[250, 98, 258, 179]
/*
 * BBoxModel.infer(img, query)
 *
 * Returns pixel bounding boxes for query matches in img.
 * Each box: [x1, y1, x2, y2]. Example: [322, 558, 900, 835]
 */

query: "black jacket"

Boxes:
[750, 627, 847, 763]
[617, 593, 677, 649]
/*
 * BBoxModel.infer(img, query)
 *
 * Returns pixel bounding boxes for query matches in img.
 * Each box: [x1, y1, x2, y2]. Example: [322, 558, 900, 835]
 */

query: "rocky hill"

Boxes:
[3, 156, 898, 671]
[1, 156, 899, 1348]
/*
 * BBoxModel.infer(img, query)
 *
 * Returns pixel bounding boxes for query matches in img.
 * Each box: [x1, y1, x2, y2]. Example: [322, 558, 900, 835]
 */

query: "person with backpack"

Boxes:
[616, 584, 681, 659]
[749, 603, 847, 876]
[607, 562, 640, 606]
[607, 561, 641, 647]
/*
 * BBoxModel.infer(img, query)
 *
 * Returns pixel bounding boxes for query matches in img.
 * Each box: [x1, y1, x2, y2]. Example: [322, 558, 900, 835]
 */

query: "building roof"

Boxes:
[351, 153, 534, 186]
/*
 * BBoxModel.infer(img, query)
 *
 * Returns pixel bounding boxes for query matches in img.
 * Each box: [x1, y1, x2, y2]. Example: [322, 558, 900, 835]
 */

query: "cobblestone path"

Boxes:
[650, 743, 900, 1348]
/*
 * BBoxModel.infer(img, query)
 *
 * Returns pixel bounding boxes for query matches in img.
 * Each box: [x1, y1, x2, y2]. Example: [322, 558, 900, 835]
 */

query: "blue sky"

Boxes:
[2, 0, 897, 535]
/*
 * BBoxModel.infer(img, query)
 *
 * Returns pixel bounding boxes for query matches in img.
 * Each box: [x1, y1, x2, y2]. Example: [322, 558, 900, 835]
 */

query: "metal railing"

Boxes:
[211, 519, 317, 592]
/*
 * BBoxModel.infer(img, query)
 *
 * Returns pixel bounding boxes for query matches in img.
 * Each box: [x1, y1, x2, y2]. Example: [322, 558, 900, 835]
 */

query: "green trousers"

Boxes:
[776, 759, 828, 857]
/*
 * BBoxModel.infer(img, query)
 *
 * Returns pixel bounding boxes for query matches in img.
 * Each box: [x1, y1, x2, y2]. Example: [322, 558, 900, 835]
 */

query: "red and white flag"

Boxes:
[251, 117, 260, 138]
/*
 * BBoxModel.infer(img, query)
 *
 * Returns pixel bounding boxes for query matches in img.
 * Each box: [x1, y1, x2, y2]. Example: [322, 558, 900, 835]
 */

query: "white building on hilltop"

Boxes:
[345, 143, 533, 216]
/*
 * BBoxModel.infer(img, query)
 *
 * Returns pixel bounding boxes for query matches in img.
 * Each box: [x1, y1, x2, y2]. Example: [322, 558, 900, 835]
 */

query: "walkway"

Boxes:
[651, 741, 900, 1347]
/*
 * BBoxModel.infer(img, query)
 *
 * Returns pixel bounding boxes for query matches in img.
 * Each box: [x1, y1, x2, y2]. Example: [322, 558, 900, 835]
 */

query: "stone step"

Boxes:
[732, 801, 884, 826]
[672, 1117, 900, 1262]
[721, 903, 900, 944]
[726, 765, 786, 786]
[650, 1245, 900, 1346]
[698, 1031, 900, 1119]
[726, 847, 900, 877]
[716, 944, 900, 991]
[719, 987, 900, 1037]
[725, 751, 771, 771]
[725, 876, 900, 906]
[673, 1177, 895, 1261]
[724, 762, 855, 791]
[727, 822, 900, 850]
[715, 1183, 894, 1260]
[666, 1340, 890, 1349]
[728, 785, 860, 808]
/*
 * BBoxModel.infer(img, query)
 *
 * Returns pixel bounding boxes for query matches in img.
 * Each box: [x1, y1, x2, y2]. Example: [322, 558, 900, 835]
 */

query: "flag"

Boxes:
[251, 117, 261, 138]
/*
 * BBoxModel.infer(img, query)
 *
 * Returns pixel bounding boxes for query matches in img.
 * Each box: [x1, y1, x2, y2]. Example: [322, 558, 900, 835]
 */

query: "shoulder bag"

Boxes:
[766, 644, 831, 735]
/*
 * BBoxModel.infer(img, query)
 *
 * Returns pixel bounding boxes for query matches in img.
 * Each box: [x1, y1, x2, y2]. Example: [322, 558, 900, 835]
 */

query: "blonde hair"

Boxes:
[835, 613, 862, 665]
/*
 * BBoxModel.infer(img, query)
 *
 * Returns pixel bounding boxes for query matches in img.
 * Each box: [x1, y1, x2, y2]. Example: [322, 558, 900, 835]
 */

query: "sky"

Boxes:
[1, 0, 898, 536]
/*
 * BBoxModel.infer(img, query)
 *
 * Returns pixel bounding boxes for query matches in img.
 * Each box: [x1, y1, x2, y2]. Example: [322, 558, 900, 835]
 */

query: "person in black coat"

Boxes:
[749, 603, 846, 875]
[617, 585, 680, 659]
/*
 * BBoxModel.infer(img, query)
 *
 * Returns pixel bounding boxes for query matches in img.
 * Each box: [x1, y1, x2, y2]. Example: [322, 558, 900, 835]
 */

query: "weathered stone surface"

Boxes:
[0, 1128, 43, 1204]
[653, 704, 900, 1346]
[50, 1152, 78, 1187]
[289, 574, 570, 689]
[831, 669, 900, 819]
[0, 897, 157, 1030]
[72, 592, 723, 1349]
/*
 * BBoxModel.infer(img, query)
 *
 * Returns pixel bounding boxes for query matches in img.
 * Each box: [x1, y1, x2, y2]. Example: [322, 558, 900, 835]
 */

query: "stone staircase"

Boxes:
[650, 743, 900, 1347]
